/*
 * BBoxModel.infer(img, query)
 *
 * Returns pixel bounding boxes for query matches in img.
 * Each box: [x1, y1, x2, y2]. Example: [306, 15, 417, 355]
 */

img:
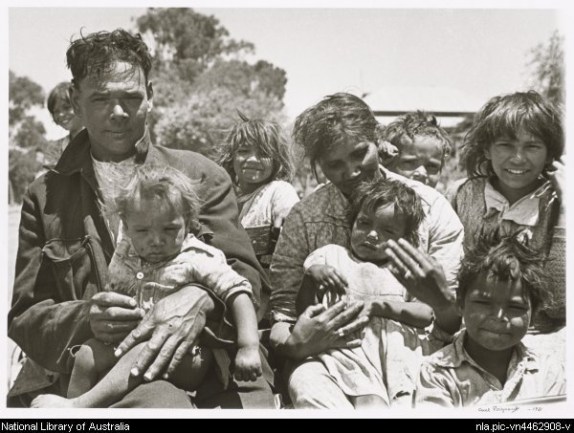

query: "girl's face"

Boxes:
[124, 198, 187, 263]
[53, 98, 82, 132]
[388, 136, 444, 188]
[318, 139, 380, 196]
[350, 202, 406, 263]
[462, 272, 531, 353]
[485, 128, 549, 202]
[233, 142, 274, 193]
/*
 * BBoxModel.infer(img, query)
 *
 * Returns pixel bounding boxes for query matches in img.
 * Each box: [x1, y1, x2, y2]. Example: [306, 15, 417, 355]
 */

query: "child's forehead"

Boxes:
[467, 271, 528, 299]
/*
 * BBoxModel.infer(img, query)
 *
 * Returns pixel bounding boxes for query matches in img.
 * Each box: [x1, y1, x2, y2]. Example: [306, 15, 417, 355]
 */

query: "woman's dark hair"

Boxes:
[292, 93, 378, 179]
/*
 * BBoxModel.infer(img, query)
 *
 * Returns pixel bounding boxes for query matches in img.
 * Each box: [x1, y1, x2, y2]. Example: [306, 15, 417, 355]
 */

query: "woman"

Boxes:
[269, 93, 464, 408]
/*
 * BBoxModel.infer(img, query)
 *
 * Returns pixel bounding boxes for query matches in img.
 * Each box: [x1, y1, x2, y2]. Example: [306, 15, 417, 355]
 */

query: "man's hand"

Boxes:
[114, 284, 215, 381]
[89, 292, 144, 344]
[305, 264, 348, 305]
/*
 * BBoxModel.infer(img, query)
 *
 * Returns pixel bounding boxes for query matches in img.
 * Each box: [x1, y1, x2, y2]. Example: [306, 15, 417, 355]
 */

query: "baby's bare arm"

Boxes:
[230, 293, 262, 382]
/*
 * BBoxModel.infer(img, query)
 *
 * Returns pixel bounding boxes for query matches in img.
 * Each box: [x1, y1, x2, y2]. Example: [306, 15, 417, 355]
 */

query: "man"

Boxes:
[8, 28, 274, 408]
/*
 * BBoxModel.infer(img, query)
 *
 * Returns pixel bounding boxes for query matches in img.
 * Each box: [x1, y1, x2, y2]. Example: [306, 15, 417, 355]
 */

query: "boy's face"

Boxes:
[350, 202, 406, 263]
[462, 272, 532, 352]
[387, 135, 443, 188]
[124, 199, 187, 263]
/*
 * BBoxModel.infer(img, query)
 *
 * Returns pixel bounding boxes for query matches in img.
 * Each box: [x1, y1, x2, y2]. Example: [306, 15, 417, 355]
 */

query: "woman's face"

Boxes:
[232, 142, 274, 193]
[485, 128, 549, 202]
[317, 140, 380, 195]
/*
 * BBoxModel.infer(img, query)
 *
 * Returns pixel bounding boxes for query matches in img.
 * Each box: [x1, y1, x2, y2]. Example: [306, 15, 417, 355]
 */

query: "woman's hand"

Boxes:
[385, 238, 461, 333]
[285, 299, 369, 360]
[385, 238, 454, 308]
[89, 292, 144, 345]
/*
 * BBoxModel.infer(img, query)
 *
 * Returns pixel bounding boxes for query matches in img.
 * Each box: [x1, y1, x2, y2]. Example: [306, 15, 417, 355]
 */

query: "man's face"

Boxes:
[71, 61, 153, 162]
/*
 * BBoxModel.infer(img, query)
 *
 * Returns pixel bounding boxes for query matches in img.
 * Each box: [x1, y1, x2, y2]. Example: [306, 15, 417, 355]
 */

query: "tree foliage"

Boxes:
[135, 8, 288, 159]
[9, 70, 49, 203]
[527, 30, 564, 106]
[9, 70, 45, 128]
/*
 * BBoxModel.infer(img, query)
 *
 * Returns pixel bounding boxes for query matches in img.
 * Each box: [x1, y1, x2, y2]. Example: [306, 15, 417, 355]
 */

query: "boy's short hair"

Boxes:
[47, 82, 72, 117]
[350, 179, 424, 247]
[378, 110, 452, 163]
[219, 111, 295, 182]
[112, 165, 201, 235]
[457, 233, 548, 313]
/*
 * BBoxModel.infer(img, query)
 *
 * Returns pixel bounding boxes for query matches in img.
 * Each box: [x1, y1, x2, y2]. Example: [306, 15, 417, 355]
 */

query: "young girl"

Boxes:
[378, 111, 452, 189]
[416, 235, 566, 407]
[452, 91, 565, 340]
[31, 165, 262, 408]
[296, 179, 435, 408]
[219, 112, 299, 269]
[42, 81, 84, 169]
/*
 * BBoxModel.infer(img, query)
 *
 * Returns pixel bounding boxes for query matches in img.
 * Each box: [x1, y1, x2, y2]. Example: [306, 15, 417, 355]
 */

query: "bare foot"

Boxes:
[31, 394, 76, 408]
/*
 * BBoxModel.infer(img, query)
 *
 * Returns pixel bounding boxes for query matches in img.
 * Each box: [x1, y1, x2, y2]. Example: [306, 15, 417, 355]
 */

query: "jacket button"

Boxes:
[136, 272, 144, 280]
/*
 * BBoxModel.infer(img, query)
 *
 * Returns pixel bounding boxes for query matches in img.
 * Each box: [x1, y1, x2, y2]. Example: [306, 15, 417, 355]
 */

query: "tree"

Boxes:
[9, 70, 45, 128]
[526, 31, 564, 106]
[135, 8, 288, 159]
[9, 70, 49, 203]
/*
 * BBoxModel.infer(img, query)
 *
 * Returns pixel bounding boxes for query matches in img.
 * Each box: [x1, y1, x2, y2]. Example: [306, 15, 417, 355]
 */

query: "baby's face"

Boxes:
[350, 202, 406, 264]
[388, 135, 443, 188]
[462, 272, 531, 352]
[124, 199, 187, 263]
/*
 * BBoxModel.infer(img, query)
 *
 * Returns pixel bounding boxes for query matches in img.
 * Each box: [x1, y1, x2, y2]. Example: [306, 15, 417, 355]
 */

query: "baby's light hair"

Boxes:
[461, 91, 563, 178]
[350, 179, 424, 247]
[112, 165, 201, 234]
[457, 232, 548, 313]
[219, 111, 295, 183]
[378, 110, 452, 163]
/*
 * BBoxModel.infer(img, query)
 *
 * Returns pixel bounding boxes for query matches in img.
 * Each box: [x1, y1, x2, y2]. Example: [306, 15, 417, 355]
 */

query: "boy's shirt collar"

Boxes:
[432, 330, 539, 389]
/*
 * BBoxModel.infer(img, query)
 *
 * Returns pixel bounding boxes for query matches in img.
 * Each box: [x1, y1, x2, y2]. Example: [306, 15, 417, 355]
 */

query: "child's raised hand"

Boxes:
[233, 345, 262, 382]
[547, 156, 565, 201]
[306, 264, 348, 305]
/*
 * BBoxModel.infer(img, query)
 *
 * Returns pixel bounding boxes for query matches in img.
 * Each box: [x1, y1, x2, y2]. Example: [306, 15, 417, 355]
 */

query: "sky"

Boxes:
[6, 4, 568, 138]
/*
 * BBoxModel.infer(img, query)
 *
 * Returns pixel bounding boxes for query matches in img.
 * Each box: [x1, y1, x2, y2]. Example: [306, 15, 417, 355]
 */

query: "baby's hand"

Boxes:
[306, 264, 348, 305]
[234, 346, 262, 382]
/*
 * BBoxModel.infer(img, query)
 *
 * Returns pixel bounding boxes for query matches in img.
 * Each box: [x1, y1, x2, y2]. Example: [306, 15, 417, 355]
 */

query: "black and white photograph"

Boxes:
[2, 0, 571, 421]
